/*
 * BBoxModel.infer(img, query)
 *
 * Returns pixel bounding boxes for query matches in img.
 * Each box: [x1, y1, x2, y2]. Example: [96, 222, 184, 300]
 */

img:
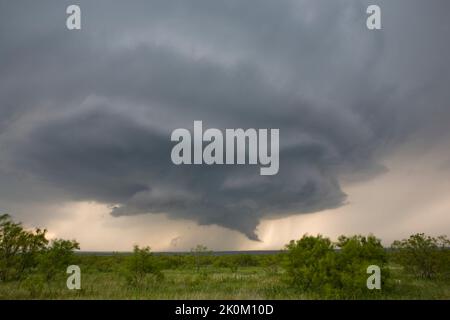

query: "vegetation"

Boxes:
[284, 234, 390, 298]
[190, 244, 212, 273]
[0, 214, 79, 282]
[122, 245, 163, 287]
[391, 233, 450, 280]
[1, 214, 449, 299]
[38, 239, 80, 281]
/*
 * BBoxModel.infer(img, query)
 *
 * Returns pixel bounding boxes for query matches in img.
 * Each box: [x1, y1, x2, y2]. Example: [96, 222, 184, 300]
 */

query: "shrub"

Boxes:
[212, 256, 237, 272]
[159, 255, 190, 270]
[123, 245, 163, 287]
[190, 245, 212, 272]
[0, 214, 48, 281]
[79, 255, 122, 273]
[261, 254, 282, 275]
[285, 234, 390, 298]
[233, 254, 259, 267]
[37, 239, 80, 281]
[284, 235, 337, 292]
[335, 235, 390, 297]
[391, 233, 450, 279]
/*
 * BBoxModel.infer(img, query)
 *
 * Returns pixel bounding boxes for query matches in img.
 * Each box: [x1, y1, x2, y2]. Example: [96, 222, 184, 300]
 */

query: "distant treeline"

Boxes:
[76, 250, 283, 256]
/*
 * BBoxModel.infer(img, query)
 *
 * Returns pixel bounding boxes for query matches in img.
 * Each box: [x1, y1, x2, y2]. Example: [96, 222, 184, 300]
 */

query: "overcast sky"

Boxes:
[1, 0, 449, 251]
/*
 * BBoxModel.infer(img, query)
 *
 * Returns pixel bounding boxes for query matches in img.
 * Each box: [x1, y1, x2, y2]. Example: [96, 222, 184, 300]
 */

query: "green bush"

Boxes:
[212, 256, 238, 272]
[0, 214, 48, 281]
[285, 234, 390, 298]
[261, 254, 282, 275]
[233, 254, 259, 267]
[123, 245, 163, 287]
[158, 255, 190, 270]
[1, 214, 80, 283]
[284, 235, 337, 292]
[211, 254, 260, 273]
[335, 235, 390, 297]
[78, 255, 123, 273]
[37, 239, 80, 281]
[391, 233, 450, 279]
[190, 245, 212, 272]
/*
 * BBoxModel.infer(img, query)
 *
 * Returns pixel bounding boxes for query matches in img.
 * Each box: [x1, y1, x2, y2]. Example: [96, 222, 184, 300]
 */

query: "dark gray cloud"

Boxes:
[1, 0, 450, 240]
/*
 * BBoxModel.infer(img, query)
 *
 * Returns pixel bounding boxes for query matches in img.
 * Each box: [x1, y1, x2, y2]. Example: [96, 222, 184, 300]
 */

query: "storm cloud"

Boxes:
[1, 0, 449, 240]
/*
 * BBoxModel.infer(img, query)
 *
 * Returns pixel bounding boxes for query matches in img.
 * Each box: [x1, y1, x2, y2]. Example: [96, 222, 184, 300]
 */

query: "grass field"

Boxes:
[1, 258, 449, 300]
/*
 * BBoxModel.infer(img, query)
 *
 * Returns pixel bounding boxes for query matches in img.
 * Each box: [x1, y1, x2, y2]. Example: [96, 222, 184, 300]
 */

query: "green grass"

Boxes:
[0, 264, 449, 300]
[0, 267, 299, 300]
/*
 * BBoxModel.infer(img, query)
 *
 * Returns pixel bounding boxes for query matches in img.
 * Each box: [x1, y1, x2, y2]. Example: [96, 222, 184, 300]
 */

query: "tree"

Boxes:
[335, 235, 389, 297]
[391, 233, 450, 279]
[0, 214, 48, 281]
[38, 239, 80, 281]
[123, 245, 163, 286]
[261, 254, 282, 275]
[1, 214, 80, 282]
[284, 234, 336, 291]
[284, 234, 390, 298]
[190, 244, 212, 272]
